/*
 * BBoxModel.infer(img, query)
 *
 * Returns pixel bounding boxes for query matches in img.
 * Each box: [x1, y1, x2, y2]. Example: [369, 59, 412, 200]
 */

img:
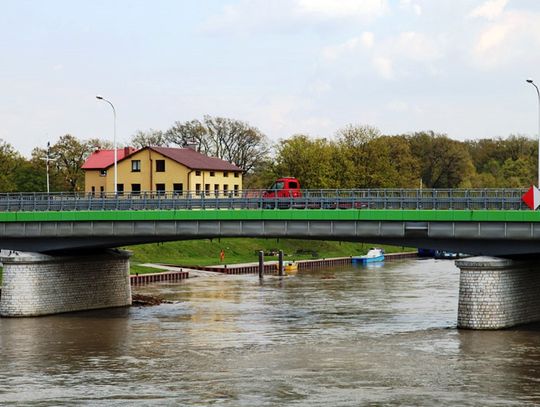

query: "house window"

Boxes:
[205, 184, 210, 195]
[234, 172, 239, 178]
[91, 186, 95, 196]
[131, 160, 141, 172]
[100, 186, 104, 197]
[99, 169, 107, 177]
[223, 171, 229, 177]
[156, 160, 165, 172]
[173, 183, 183, 195]
[131, 184, 141, 195]
[214, 184, 219, 195]
[234, 184, 239, 196]
[195, 170, 201, 176]
[195, 183, 201, 195]
[223, 184, 229, 195]
[210, 171, 215, 177]
[156, 183, 165, 194]
[117, 184, 124, 196]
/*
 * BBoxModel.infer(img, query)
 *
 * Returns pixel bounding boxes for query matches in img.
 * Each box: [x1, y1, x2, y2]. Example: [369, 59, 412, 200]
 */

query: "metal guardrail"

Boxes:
[0, 189, 528, 212]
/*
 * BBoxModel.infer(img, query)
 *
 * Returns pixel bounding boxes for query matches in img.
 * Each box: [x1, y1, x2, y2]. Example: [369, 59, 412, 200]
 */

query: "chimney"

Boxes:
[124, 146, 131, 156]
[184, 139, 198, 151]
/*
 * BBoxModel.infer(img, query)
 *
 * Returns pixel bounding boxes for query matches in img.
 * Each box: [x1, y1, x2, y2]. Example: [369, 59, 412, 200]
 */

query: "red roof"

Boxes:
[149, 147, 243, 171]
[82, 147, 138, 169]
[82, 146, 243, 171]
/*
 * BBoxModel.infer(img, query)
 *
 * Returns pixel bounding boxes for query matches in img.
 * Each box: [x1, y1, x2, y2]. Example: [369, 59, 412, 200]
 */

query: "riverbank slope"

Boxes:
[128, 238, 411, 274]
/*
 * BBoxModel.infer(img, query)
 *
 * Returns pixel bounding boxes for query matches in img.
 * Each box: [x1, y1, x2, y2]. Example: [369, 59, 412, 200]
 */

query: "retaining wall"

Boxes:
[456, 256, 540, 329]
[177, 252, 418, 275]
[0, 250, 132, 317]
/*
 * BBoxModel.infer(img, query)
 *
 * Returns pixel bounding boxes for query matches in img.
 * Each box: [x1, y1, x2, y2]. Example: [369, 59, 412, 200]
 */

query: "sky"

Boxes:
[1, 0, 540, 156]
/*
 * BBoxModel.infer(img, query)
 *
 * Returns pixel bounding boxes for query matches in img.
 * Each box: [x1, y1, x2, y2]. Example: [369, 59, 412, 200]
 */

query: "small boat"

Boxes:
[418, 248, 436, 257]
[434, 250, 458, 259]
[352, 248, 385, 264]
[283, 262, 298, 273]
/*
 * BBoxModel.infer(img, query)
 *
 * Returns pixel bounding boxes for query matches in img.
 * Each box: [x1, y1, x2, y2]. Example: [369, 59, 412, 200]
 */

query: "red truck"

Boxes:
[261, 177, 367, 209]
[262, 177, 302, 199]
[261, 177, 302, 208]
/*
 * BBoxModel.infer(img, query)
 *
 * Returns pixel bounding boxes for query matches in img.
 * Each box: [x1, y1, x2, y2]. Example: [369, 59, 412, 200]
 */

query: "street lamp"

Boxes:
[527, 78, 540, 186]
[46, 141, 51, 194]
[96, 95, 117, 194]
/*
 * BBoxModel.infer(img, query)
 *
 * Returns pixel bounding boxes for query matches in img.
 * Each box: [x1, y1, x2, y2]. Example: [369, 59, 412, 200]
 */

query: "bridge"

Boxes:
[0, 188, 533, 255]
[1, 188, 540, 330]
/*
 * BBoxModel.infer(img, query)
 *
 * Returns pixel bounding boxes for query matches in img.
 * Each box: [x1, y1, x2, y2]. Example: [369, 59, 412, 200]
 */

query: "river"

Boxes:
[1, 258, 540, 406]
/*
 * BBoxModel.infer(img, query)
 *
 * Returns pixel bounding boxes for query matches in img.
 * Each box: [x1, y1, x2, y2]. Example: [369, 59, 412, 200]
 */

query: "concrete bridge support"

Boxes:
[0, 250, 131, 317]
[456, 256, 540, 329]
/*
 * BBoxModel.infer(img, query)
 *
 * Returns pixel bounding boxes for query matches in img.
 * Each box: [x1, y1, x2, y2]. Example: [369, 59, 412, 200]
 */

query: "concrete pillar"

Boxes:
[456, 256, 540, 329]
[0, 249, 131, 317]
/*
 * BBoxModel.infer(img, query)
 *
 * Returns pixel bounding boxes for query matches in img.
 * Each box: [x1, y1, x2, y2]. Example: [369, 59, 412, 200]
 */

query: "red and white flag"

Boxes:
[522, 185, 540, 210]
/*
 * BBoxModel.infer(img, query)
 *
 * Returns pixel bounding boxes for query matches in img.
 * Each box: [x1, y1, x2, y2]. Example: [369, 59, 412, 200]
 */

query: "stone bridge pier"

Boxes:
[0, 249, 131, 317]
[456, 256, 540, 329]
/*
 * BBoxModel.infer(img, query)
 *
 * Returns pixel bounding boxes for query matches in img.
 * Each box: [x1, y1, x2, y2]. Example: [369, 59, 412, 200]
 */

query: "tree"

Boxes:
[165, 116, 269, 172]
[242, 158, 277, 189]
[500, 157, 535, 187]
[87, 138, 115, 151]
[273, 135, 337, 189]
[0, 139, 23, 192]
[130, 129, 168, 148]
[408, 131, 476, 188]
[334, 125, 420, 188]
[335, 124, 381, 188]
[49, 135, 93, 192]
[466, 135, 536, 187]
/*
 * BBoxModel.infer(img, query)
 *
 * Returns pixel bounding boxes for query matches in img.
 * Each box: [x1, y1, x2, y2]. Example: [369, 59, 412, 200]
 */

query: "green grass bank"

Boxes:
[0, 239, 412, 282]
[126, 238, 411, 274]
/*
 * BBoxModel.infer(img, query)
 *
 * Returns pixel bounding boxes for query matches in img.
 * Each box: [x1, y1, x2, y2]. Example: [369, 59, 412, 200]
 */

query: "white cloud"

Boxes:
[394, 31, 442, 62]
[372, 56, 394, 79]
[321, 30, 443, 79]
[321, 33, 374, 61]
[399, 0, 422, 16]
[471, 10, 540, 69]
[474, 21, 511, 54]
[308, 79, 332, 95]
[469, 0, 508, 20]
[361, 32, 375, 48]
[295, 0, 389, 20]
[202, 0, 389, 34]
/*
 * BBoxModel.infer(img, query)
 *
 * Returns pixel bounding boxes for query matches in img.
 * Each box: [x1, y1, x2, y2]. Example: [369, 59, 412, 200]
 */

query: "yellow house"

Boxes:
[82, 146, 243, 195]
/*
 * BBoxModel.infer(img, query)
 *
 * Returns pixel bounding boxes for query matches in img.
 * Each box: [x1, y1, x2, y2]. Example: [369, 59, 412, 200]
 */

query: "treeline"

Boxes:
[0, 117, 536, 192]
[250, 126, 537, 190]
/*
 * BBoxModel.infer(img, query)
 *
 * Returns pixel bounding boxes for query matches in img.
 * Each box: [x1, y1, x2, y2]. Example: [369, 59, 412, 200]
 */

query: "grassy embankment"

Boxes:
[0, 240, 412, 282]
[128, 238, 411, 274]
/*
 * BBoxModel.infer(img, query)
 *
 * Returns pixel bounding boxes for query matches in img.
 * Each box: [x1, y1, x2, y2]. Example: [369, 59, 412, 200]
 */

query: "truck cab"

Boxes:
[262, 177, 302, 198]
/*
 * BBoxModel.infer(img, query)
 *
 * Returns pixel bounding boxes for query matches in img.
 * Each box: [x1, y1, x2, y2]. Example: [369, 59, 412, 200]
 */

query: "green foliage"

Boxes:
[0, 140, 23, 192]
[1, 122, 538, 193]
[408, 131, 476, 188]
[273, 135, 338, 188]
[466, 135, 536, 187]
[49, 135, 94, 192]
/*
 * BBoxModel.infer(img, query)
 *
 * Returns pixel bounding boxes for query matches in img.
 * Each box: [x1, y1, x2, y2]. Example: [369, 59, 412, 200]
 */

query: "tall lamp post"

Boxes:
[527, 78, 540, 186]
[96, 95, 117, 194]
[46, 141, 51, 194]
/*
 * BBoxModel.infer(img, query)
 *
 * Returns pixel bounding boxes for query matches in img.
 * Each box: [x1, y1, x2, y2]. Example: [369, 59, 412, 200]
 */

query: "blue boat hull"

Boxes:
[352, 255, 385, 264]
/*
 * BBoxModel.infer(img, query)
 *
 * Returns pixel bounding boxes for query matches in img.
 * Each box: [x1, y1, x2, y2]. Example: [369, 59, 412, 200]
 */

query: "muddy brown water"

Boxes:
[1, 258, 540, 405]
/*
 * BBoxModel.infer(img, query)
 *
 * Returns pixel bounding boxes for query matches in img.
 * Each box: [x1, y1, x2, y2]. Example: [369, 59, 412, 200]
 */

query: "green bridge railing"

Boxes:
[0, 188, 528, 212]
